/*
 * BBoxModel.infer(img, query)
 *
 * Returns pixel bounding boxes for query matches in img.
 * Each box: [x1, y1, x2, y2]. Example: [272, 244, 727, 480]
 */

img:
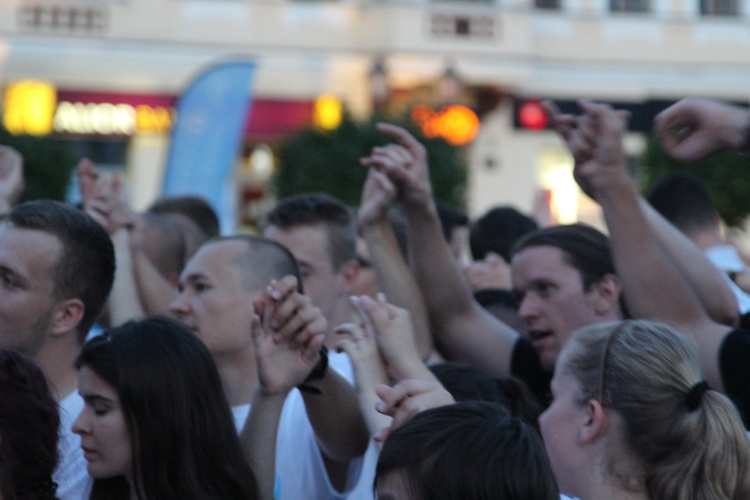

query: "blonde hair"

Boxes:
[565, 320, 750, 500]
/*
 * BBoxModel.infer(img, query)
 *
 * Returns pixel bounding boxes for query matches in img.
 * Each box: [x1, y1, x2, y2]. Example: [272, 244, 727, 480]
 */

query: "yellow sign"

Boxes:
[411, 104, 480, 146]
[2, 80, 57, 135]
[52, 102, 173, 135]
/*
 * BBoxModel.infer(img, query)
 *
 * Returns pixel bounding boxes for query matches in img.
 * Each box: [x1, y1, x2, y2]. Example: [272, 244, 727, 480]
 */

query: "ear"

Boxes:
[578, 399, 608, 444]
[49, 298, 85, 338]
[591, 273, 621, 317]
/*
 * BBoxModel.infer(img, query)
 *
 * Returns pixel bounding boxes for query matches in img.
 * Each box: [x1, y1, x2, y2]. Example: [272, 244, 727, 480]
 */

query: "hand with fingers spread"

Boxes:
[360, 123, 432, 208]
[463, 252, 512, 292]
[0, 146, 24, 216]
[654, 97, 750, 163]
[544, 100, 630, 201]
[251, 283, 327, 396]
[373, 378, 454, 442]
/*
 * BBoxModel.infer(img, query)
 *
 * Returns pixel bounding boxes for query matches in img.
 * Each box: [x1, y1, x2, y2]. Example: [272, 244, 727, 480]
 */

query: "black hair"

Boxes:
[262, 193, 356, 270]
[375, 401, 559, 500]
[76, 316, 259, 500]
[646, 173, 720, 236]
[470, 206, 538, 262]
[148, 195, 221, 239]
[7, 200, 115, 342]
[429, 363, 542, 430]
[435, 201, 469, 242]
[0, 349, 60, 500]
[512, 223, 615, 290]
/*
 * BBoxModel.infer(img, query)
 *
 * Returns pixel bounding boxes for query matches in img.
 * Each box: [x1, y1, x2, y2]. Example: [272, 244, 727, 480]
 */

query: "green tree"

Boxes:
[0, 127, 74, 202]
[274, 113, 467, 209]
[640, 133, 750, 228]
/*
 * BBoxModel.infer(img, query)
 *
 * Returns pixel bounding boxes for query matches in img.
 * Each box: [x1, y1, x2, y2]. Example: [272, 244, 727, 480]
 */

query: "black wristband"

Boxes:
[297, 346, 328, 395]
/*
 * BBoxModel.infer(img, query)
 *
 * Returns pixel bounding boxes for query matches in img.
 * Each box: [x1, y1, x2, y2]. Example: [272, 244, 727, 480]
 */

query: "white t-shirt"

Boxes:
[53, 391, 93, 500]
[232, 352, 367, 500]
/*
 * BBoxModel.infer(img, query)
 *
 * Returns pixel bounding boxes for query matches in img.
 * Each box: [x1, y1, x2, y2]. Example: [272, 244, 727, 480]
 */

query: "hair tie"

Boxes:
[685, 381, 710, 410]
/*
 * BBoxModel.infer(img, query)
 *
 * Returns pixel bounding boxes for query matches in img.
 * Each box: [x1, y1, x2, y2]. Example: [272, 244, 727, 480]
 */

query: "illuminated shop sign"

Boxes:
[52, 101, 173, 135]
[1, 83, 175, 136]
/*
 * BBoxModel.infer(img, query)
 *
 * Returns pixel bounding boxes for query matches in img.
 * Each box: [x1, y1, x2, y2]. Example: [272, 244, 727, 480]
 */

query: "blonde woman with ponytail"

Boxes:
[540, 320, 750, 500]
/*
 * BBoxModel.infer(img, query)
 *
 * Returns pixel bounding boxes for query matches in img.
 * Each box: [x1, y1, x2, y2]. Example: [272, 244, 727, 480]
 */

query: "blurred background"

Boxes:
[0, 0, 748, 232]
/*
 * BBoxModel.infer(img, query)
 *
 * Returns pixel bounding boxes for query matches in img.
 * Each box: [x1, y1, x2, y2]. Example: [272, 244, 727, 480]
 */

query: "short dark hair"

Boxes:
[647, 173, 720, 236]
[429, 363, 542, 431]
[77, 316, 260, 500]
[7, 200, 115, 342]
[0, 349, 60, 500]
[208, 235, 304, 294]
[512, 223, 615, 290]
[436, 201, 469, 242]
[375, 401, 559, 500]
[148, 195, 221, 239]
[470, 206, 538, 262]
[262, 193, 356, 270]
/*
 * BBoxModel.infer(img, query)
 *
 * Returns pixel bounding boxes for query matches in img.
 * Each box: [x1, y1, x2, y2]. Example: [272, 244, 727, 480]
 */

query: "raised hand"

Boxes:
[545, 100, 630, 200]
[373, 378, 454, 442]
[360, 123, 432, 208]
[357, 167, 396, 231]
[654, 97, 749, 163]
[0, 146, 24, 216]
[251, 277, 327, 396]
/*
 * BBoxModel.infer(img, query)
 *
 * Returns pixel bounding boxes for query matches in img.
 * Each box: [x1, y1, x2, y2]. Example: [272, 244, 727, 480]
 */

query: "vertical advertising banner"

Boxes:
[162, 59, 255, 232]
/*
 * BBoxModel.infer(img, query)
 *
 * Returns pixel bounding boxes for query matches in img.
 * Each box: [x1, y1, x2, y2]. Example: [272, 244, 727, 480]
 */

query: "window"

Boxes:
[700, 0, 739, 15]
[535, 0, 561, 9]
[610, 0, 649, 12]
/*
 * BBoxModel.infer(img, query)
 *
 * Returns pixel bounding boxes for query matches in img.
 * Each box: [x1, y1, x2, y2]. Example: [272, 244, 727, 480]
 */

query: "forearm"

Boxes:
[599, 178, 705, 326]
[132, 247, 178, 315]
[640, 198, 738, 326]
[402, 200, 517, 375]
[108, 229, 146, 326]
[363, 220, 433, 360]
[301, 369, 369, 462]
[241, 390, 287, 500]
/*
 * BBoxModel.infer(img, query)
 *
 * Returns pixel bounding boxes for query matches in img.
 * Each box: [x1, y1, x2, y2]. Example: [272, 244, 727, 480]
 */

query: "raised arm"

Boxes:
[549, 101, 731, 391]
[264, 278, 369, 490]
[357, 167, 433, 360]
[242, 285, 326, 499]
[361, 123, 520, 377]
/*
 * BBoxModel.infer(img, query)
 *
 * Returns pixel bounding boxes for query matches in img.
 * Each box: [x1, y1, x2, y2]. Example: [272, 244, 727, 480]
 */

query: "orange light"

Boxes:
[313, 94, 342, 131]
[410, 104, 479, 146]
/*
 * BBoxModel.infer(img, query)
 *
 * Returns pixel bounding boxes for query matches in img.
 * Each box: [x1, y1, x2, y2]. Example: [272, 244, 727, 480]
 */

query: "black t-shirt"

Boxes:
[720, 328, 750, 429]
[511, 337, 552, 407]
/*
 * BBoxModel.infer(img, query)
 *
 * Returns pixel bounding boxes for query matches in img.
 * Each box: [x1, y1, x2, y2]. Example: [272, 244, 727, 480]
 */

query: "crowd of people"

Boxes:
[0, 96, 749, 500]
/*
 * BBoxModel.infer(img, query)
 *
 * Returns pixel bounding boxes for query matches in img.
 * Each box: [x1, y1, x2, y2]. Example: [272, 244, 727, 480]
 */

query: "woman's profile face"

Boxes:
[73, 366, 132, 481]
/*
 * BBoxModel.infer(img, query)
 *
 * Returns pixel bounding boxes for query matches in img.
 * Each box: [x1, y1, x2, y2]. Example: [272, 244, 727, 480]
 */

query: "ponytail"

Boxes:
[566, 320, 750, 499]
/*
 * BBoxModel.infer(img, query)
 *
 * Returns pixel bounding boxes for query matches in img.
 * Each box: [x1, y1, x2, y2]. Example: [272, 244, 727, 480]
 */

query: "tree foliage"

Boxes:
[640, 133, 750, 228]
[274, 113, 467, 210]
[0, 127, 74, 202]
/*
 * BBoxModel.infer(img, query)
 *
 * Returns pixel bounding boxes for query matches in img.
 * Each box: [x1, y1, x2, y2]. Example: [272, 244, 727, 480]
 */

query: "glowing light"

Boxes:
[52, 102, 172, 135]
[518, 100, 549, 130]
[313, 94, 342, 131]
[2, 80, 57, 135]
[410, 104, 480, 146]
